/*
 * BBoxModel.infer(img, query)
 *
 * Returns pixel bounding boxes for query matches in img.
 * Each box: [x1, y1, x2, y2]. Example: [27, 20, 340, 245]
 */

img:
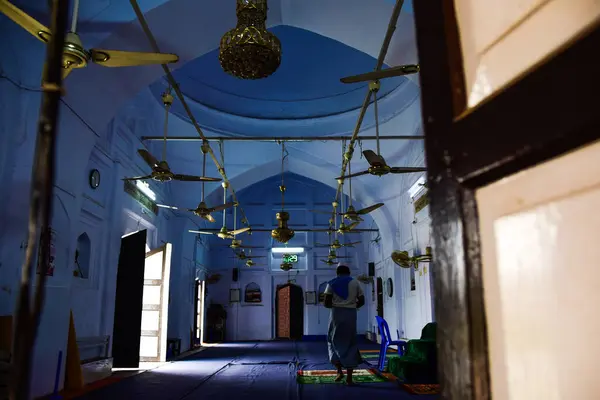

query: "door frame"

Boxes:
[140, 243, 172, 363]
[413, 3, 600, 399]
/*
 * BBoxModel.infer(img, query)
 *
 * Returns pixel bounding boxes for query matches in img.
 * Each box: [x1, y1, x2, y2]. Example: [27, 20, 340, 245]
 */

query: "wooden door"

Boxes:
[139, 243, 172, 363]
[413, 2, 600, 399]
[275, 283, 304, 340]
[112, 230, 147, 368]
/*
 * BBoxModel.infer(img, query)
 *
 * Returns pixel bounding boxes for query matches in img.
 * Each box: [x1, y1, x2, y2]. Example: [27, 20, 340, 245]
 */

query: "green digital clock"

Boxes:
[282, 254, 298, 263]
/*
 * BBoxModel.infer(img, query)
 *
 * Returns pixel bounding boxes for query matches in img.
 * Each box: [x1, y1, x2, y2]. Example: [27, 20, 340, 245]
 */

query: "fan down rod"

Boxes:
[10, 1, 70, 399]
[130, 0, 252, 231]
[329, 0, 406, 224]
[141, 135, 424, 142]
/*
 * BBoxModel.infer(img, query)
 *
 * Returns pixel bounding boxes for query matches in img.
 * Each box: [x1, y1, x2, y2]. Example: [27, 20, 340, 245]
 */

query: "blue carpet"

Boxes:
[74, 341, 439, 399]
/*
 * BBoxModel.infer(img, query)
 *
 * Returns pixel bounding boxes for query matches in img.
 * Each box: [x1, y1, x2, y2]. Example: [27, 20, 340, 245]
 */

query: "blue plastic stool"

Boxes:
[375, 316, 407, 372]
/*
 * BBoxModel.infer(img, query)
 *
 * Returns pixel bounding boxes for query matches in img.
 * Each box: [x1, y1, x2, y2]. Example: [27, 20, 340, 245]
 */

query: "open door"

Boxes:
[193, 280, 205, 347]
[113, 230, 147, 368]
[140, 243, 172, 363]
[414, 2, 600, 399]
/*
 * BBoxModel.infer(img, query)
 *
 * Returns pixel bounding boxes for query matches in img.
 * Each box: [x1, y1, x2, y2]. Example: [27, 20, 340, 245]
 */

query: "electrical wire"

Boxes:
[10, 1, 70, 399]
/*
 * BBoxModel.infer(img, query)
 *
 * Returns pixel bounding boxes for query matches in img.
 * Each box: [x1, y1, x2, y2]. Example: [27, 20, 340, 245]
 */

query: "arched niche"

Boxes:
[75, 233, 91, 279]
[244, 282, 262, 303]
[318, 282, 329, 303]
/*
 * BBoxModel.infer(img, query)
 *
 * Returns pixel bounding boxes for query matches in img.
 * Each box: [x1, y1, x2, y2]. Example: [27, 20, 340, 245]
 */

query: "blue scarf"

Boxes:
[329, 276, 353, 300]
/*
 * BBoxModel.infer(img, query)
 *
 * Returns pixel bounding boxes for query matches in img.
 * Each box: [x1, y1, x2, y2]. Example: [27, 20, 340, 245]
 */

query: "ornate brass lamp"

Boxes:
[219, 0, 282, 80]
[272, 211, 295, 244]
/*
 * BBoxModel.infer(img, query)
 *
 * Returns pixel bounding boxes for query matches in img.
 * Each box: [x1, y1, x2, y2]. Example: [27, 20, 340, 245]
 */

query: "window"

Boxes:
[75, 233, 91, 279]
[244, 282, 262, 303]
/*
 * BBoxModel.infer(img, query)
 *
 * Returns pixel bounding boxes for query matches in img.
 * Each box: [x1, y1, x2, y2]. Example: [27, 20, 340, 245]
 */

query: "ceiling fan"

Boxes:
[224, 240, 263, 250]
[315, 238, 360, 250]
[339, 0, 418, 84]
[245, 259, 265, 267]
[156, 144, 233, 221]
[123, 93, 222, 183]
[230, 250, 266, 261]
[319, 249, 352, 265]
[312, 159, 384, 221]
[189, 190, 250, 239]
[0, 0, 179, 80]
[336, 82, 427, 180]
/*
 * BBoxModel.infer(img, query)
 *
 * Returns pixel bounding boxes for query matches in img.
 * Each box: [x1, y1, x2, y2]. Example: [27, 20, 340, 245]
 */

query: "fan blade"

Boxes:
[389, 167, 428, 174]
[0, 1, 51, 43]
[344, 241, 362, 246]
[122, 175, 152, 181]
[173, 174, 222, 182]
[315, 243, 331, 247]
[237, 245, 263, 249]
[90, 49, 179, 67]
[210, 202, 235, 213]
[229, 227, 250, 236]
[247, 256, 266, 259]
[138, 149, 159, 168]
[363, 150, 386, 166]
[347, 222, 360, 231]
[340, 65, 420, 84]
[335, 170, 370, 180]
[333, 256, 353, 259]
[357, 203, 384, 215]
[189, 230, 215, 235]
[156, 204, 180, 210]
[204, 214, 216, 223]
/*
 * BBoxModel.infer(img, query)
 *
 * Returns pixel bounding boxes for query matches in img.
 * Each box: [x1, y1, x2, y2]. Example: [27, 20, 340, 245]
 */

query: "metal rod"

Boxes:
[130, 0, 252, 230]
[141, 135, 424, 142]
[11, 1, 69, 399]
[329, 0, 406, 225]
[191, 228, 379, 233]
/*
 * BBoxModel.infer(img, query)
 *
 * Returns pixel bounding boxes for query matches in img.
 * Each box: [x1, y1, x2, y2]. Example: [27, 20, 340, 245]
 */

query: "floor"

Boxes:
[74, 340, 440, 400]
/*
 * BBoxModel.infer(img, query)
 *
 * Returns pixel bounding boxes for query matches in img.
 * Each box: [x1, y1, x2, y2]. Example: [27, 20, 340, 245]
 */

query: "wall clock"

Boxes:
[387, 277, 394, 297]
[89, 169, 100, 189]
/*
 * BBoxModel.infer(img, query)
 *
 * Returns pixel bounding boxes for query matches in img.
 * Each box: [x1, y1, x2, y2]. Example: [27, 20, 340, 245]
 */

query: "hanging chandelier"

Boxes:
[219, 0, 282, 80]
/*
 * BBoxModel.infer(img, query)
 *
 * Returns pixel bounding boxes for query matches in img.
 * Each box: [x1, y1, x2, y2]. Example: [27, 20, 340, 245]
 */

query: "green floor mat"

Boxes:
[297, 369, 395, 384]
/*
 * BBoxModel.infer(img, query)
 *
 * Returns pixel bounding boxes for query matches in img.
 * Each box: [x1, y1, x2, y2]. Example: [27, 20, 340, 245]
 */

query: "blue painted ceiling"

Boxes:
[2, 0, 423, 241]
[162, 26, 405, 121]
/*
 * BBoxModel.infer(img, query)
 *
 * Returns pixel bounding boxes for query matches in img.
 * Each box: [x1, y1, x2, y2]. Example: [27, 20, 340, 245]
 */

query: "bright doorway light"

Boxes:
[272, 247, 304, 254]
[136, 180, 156, 200]
[408, 176, 426, 198]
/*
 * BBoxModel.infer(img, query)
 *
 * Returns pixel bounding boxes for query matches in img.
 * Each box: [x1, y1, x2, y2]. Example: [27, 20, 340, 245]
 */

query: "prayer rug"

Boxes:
[297, 368, 396, 384]
[401, 383, 441, 395]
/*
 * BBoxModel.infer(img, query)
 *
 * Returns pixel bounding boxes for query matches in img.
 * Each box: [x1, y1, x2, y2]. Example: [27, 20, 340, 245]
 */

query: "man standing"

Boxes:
[323, 264, 366, 385]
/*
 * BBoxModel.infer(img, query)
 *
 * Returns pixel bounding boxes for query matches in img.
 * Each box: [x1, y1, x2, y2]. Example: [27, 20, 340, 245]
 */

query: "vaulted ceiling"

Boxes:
[2, 0, 424, 241]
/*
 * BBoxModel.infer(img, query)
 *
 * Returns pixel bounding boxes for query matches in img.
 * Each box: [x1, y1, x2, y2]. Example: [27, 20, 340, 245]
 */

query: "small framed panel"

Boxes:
[305, 291, 317, 305]
[229, 288, 241, 303]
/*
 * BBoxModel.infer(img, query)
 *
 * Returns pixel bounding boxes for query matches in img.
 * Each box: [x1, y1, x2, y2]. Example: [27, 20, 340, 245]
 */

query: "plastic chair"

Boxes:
[375, 316, 407, 371]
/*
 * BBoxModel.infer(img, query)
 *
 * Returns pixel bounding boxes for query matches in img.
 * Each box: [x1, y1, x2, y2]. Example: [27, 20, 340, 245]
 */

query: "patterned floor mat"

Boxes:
[402, 384, 441, 395]
[297, 369, 396, 384]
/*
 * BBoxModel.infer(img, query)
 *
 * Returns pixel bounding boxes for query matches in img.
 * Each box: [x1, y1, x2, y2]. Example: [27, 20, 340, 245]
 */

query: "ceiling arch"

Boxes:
[199, 157, 396, 242]
[59, 0, 419, 133]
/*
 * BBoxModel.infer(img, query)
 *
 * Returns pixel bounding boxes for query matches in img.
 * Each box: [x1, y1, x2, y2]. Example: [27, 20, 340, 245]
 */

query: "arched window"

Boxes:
[318, 282, 328, 303]
[75, 233, 91, 279]
[245, 282, 262, 303]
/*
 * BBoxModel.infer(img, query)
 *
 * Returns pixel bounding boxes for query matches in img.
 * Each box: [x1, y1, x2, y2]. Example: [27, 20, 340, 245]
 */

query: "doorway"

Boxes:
[139, 244, 172, 364]
[113, 230, 147, 368]
[376, 277, 384, 318]
[275, 283, 304, 340]
[193, 279, 205, 347]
